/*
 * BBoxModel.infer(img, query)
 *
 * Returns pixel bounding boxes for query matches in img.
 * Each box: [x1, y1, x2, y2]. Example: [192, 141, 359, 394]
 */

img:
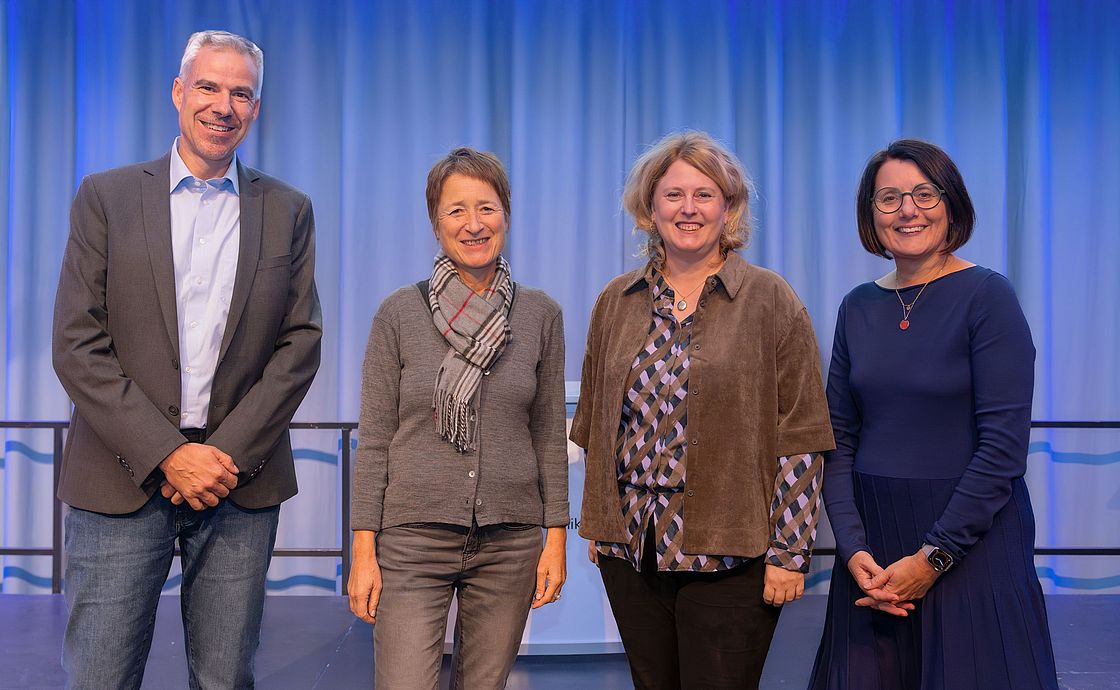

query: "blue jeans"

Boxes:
[373, 522, 543, 690]
[62, 493, 280, 690]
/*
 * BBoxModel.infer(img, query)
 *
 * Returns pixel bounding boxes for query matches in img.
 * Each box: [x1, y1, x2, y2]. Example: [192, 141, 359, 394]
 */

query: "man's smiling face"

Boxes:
[172, 46, 260, 179]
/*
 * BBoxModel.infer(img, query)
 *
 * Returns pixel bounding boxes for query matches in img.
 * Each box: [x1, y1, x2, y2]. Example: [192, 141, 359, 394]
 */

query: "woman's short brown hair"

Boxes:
[622, 131, 751, 268]
[425, 147, 512, 226]
[855, 139, 975, 258]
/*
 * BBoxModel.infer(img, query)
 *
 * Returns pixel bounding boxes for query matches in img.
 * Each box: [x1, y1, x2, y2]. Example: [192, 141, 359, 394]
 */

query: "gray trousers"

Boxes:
[373, 522, 543, 689]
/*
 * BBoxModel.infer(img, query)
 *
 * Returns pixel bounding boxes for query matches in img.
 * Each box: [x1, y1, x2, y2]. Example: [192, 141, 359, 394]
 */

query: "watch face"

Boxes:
[927, 549, 953, 572]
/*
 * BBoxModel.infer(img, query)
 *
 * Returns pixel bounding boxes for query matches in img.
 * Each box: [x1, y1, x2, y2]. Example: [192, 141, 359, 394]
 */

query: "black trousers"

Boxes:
[598, 534, 782, 690]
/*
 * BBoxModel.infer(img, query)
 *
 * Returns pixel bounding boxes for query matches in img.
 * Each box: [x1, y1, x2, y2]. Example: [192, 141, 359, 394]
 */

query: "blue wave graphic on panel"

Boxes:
[293, 448, 338, 465]
[1028, 441, 1120, 465]
[1, 566, 54, 589]
[2, 441, 54, 466]
[2, 441, 339, 467]
[1035, 567, 1120, 590]
[7, 566, 1117, 592]
[161, 573, 336, 592]
[806, 571, 832, 589]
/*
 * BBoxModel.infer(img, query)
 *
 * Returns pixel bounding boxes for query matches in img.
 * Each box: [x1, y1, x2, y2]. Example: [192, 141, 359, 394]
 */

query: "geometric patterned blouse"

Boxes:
[595, 270, 824, 573]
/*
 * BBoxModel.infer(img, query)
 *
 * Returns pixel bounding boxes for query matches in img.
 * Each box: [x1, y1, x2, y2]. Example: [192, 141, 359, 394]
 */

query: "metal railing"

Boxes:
[0, 420, 357, 594]
[2, 419, 1119, 594]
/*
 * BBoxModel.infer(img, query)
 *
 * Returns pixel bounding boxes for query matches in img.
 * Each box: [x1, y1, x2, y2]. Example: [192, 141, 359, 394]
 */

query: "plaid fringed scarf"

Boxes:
[427, 253, 514, 452]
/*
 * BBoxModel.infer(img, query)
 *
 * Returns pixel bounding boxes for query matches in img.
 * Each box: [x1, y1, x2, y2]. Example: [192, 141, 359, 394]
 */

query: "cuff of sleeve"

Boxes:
[543, 501, 570, 528]
[350, 508, 384, 532]
[135, 435, 189, 488]
[766, 541, 811, 573]
[835, 540, 873, 566]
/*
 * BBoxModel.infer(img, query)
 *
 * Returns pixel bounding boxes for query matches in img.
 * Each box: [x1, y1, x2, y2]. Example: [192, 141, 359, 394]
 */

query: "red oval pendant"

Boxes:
[899, 319, 910, 330]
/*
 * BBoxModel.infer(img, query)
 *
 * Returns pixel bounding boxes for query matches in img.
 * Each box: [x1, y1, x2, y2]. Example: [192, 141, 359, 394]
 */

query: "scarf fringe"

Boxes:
[433, 386, 476, 453]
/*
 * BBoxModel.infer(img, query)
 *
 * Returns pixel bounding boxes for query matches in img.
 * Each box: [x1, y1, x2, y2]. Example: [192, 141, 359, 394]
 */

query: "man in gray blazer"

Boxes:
[52, 30, 322, 689]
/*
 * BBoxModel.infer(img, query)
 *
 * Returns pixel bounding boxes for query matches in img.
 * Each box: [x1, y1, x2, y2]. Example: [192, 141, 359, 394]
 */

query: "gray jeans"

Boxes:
[373, 522, 543, 689]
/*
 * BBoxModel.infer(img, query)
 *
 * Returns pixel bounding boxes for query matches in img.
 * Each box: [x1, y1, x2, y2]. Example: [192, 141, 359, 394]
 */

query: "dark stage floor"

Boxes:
[1, 594, 1116, 689]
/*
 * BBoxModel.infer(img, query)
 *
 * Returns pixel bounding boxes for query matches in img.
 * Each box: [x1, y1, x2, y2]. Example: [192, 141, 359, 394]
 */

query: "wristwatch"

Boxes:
[921, 543, 955, 572]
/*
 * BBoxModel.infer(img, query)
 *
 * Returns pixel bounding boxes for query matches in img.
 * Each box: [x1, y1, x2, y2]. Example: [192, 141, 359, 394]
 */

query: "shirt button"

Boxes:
[468, 470, 476, 478]
[195, 277, 203, 285]
[199, 237, 207, 245]
[190, 321, 199, 329]
[184, 366, 193, 373]
[475, 499, 483, 506]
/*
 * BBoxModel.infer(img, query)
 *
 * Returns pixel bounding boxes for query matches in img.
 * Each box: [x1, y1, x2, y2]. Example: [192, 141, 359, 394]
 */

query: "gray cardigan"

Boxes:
[352, 282, 569, 531]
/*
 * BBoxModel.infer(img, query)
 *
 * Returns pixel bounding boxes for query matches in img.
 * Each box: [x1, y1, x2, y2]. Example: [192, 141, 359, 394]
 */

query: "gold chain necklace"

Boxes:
[894, 258, 949, 331]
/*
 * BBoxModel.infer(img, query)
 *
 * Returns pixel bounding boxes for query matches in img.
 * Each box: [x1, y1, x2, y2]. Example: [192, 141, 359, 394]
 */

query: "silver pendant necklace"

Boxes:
[665, 277, 705, 312]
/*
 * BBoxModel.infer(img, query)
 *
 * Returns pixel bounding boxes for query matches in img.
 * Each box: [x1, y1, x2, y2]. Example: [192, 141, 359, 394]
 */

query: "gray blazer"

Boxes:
[52, 153, 323, 513]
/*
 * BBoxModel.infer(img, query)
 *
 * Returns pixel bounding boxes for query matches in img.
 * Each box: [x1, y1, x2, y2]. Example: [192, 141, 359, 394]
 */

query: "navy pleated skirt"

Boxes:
[808, 473, 1059, 690]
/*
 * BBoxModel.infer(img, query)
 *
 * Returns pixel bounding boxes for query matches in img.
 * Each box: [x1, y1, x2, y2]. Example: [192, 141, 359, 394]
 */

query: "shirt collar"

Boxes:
[169, 137, 240, 195]
[625, 252, 750, 300]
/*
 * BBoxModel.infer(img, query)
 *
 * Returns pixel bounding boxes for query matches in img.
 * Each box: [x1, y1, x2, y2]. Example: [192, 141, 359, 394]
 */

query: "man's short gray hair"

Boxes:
[179, 30, 264, 99]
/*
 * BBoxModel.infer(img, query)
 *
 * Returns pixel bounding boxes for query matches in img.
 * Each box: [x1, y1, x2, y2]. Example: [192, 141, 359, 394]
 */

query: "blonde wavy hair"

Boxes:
[622, 131, 751, 269]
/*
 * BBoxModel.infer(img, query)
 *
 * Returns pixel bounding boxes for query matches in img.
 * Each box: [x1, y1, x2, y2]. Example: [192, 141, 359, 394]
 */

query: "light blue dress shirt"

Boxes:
[168, 139, 241, 429]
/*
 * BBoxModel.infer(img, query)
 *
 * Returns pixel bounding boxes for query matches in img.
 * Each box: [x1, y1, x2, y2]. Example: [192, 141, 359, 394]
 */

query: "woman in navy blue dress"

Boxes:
[809, 140, 1058, 689]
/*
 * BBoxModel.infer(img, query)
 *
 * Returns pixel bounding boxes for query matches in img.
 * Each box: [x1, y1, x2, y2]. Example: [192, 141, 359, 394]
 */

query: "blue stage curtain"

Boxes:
[3, 0, 1118, 608]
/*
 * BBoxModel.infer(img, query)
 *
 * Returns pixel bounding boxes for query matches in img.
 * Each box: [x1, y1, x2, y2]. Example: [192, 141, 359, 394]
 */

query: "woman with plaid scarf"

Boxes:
[348, 148, 569, 689]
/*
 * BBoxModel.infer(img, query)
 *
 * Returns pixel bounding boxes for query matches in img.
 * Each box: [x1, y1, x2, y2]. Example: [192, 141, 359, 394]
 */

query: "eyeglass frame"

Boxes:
[871, 183, 946, 214]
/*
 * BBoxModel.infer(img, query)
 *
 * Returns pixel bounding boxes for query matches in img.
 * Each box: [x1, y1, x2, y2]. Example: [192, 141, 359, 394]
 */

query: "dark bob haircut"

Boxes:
[855, 139, 975, 258]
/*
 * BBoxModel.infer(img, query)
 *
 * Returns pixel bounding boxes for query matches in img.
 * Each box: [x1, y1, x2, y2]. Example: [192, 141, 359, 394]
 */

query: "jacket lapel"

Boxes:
[141, 154, 180, 359]
[219, 161, 262, 360]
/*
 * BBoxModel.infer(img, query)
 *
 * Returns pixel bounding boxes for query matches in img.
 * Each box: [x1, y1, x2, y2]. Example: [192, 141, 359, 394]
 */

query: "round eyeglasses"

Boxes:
[872, 183, 945, 213]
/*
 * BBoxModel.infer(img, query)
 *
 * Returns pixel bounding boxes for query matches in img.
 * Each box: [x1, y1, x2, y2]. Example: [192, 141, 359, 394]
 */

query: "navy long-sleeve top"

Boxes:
[823, 266, 1036, 563]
